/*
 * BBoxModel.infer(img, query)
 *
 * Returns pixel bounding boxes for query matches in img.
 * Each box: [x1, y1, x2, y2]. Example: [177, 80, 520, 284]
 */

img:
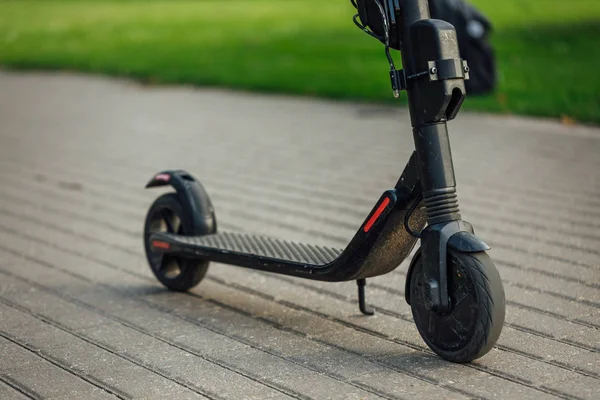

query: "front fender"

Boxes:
[145, 170, 216, 235]
[404, 226, 490, 305]
[447, 231, 490, 252]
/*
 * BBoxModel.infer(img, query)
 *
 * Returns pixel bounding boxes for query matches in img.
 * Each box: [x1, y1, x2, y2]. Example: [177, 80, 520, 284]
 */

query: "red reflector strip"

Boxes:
[154, 173, 171, 182]
[152, 240, 171, 250]
[363, 197, 390, 233]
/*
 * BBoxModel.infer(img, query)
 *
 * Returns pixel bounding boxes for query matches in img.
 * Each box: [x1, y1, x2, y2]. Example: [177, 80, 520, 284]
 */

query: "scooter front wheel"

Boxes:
[144, 193, 210, 292]
[409, 249, 505, 363]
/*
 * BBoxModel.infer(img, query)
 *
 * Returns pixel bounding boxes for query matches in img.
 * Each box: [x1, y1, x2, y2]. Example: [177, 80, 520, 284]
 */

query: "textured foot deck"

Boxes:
[171, 232, 342, 265]
[1, 70, 599, 400]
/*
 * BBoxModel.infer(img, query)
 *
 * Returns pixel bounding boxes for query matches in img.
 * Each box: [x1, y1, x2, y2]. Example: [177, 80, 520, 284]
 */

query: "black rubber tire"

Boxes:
[144, 193, 210, 292]
[410, 249, 505, 363]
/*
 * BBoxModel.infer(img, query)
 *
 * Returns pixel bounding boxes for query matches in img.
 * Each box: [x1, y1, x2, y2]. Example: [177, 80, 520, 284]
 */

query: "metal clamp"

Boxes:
[390, 58, 469, 97]
[427, 58, 470, 81]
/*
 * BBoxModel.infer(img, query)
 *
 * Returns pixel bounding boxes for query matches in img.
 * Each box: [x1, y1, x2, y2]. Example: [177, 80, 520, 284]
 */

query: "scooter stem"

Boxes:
[396, 0, 481, 313]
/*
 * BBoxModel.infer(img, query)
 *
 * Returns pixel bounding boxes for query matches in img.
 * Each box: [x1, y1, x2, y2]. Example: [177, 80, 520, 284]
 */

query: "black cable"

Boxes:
[352, 13, 384, 41]
[350, 0, 399, 95]
[351, 0, 397, 68]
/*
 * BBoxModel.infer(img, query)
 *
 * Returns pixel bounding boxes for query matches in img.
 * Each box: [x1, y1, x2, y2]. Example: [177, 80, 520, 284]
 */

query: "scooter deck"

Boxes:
[146, 153, 425, 281]
[152, 231, 342, 266]
[149, 191, 426, 281]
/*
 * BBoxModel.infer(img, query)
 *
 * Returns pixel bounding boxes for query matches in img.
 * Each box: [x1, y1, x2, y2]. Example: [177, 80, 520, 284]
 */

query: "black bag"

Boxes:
[429, 0, 497, 95]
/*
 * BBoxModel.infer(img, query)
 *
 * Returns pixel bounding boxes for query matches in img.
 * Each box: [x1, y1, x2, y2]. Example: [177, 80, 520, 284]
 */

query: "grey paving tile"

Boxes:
[543, 374, 600, 399]
[0, 303, 205, 399]
[574, 310, 600, 329]
[202, 265, 597, 399]
[507, 306, 600, 351]
[2, 181, 595, 329]
[142, 288, 479, 400]
[497, 327, 600, 378]
[377, 353, 552, 400]
[461, 208, 600, 258]
[0, 379, 31, 400]
[0, 230, 461, 400]
[143, 290, 394, 379]
[476, 230, 600, 274]
[368, 266, 599, 323]
[0, 337, 115, 400]
[217, 262, 600, 356]
[350, 369, 471, 400]
[223, 351, 374, 400]
[0, 263, 295, 400]
[0, 247, 395, 400]
[486, 246, 598, 286]
[12, 178, 598, 335]
[1, 70, 600, 400]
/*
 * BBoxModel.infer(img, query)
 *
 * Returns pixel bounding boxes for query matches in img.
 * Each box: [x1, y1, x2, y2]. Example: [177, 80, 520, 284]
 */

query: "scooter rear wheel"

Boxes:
[144, 193, 210, 291]
[409, 250, 505, 362]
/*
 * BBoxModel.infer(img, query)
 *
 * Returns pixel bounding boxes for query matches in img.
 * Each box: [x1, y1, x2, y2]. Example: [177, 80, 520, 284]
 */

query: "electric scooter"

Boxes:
[142, 0, 505, 363]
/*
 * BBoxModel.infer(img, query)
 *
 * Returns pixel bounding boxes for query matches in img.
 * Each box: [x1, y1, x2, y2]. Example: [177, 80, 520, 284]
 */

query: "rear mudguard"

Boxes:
[145, 170, 216, 236]
[405, 225, 490, 305]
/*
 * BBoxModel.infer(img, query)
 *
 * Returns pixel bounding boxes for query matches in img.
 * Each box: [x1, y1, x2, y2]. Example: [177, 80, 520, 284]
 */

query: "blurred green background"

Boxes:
[0, 0, 598, 123]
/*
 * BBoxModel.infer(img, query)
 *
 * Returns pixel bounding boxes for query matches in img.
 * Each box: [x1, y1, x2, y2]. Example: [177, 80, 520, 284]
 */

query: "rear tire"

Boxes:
[410, 249, 505, 362]
[144, 193, 210, 291]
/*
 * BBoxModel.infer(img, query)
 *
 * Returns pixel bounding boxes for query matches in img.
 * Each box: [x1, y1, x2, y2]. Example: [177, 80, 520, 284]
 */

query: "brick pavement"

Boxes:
[0, 70, 599, 399]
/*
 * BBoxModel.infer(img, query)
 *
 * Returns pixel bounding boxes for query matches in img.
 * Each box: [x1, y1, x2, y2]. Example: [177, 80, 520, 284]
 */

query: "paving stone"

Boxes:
[0, 337, 115, 400]
[1, 70, 599, 399]
[379, 352, 555, 399]
[0, 250, 379, 399]
[0, 379, 31, 400]
[0, 258, 295, 400]
[201, 266, 586, 399]
[0, 303, 205, 399]
[543, 374, 600, 400]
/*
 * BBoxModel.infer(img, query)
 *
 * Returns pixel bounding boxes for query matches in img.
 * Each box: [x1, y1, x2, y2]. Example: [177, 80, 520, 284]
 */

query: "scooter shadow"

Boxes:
[134, 282, 458, 374]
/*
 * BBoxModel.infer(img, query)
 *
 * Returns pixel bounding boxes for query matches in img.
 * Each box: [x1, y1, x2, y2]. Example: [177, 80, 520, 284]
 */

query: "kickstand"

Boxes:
[357, 278, 375, 316]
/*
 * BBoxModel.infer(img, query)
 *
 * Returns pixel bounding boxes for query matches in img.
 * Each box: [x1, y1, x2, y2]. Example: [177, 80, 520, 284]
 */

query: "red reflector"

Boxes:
[152, 240, 171, 250]
[154, 173, 171, 182]
[363, 197, 390, 233]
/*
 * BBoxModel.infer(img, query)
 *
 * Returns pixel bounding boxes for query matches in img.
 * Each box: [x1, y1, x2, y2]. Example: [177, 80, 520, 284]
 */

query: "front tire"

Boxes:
[409, 249, 505, 362]
[144, 193, 210, 291]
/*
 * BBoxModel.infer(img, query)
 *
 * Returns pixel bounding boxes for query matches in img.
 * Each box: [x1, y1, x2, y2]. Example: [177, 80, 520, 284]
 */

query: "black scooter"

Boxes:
[142, 0, 505, 363]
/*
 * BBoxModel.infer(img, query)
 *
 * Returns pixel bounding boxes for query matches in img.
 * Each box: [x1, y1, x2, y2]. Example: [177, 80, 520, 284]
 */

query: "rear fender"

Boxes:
[145, 170, 216, 235]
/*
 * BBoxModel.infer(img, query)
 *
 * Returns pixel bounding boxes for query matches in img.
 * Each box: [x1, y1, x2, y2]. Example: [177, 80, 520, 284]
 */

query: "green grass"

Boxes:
[0, 0, 599, 123]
